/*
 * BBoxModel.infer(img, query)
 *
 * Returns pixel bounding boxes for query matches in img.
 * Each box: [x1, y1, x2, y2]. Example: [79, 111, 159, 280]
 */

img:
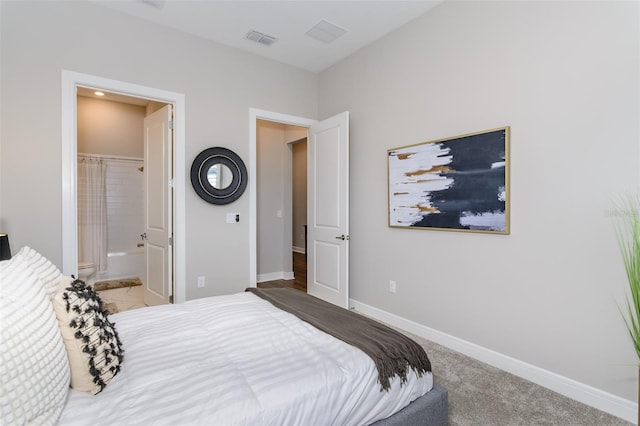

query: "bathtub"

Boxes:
[96, 249, 144, 281]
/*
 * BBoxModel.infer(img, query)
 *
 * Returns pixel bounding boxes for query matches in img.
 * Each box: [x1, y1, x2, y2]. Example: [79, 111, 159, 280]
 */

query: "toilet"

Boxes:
[78, 261, 96, 285]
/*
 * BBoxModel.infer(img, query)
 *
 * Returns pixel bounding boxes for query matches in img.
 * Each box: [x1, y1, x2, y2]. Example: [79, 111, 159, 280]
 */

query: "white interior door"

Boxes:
[143, 104, 173, 306]
[307, 111, 349, 308]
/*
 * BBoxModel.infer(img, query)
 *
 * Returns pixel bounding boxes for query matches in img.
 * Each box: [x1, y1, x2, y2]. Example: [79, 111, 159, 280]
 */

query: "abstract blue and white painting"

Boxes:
[388, 127, 509, 234]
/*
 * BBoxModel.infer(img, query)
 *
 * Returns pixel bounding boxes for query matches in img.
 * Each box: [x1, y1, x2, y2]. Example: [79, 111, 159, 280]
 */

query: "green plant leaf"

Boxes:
[615, 195, 640, 361]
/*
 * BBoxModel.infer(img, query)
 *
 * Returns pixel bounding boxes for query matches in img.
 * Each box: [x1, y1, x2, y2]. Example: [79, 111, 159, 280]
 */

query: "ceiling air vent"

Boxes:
[245, 30, 278, 47]
[305, 19, 348, 44]
[140, 0, 165, 9]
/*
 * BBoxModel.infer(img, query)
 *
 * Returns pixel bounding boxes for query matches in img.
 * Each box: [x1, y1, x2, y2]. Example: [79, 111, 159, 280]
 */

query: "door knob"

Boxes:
[335, 234, 349, 240]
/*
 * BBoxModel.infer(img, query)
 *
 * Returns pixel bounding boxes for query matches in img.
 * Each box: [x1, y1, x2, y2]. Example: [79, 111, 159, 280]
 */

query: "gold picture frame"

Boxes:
[388, 126, 510, 234]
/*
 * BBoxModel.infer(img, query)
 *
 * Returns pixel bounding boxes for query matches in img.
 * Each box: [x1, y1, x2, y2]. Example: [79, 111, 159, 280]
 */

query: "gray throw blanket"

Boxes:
[246, 288, 431, 391]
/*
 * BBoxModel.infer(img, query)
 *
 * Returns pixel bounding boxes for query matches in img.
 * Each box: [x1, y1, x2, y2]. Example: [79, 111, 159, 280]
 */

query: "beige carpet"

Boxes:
[402, 331, 632, 425]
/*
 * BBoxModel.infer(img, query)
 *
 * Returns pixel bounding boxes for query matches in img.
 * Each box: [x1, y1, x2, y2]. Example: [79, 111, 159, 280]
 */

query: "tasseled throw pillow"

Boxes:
[52, 278, 124, 394]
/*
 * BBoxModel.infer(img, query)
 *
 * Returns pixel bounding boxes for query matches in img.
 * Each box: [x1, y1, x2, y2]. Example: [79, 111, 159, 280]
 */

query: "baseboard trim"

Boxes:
[256, 271, 294, 283]
[349, 299, 636, 423]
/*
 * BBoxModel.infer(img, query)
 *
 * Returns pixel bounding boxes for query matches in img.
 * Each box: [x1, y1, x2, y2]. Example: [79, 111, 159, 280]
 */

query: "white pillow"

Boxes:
[14, 246, 65, 300]
[0, 255, 71, 425]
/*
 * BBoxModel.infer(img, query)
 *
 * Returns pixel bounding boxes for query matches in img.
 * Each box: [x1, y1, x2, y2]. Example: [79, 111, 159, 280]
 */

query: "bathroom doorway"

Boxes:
[76, 88, 170, 312]
[61, 70, 187, 305]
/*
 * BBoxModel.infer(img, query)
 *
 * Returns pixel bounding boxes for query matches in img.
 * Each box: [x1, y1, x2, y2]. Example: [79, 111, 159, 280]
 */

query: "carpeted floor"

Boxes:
[402, 331, 632, 425]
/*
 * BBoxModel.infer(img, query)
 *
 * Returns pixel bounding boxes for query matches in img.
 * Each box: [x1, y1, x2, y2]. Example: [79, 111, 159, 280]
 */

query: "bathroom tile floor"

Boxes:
[98, 285, 146, 313]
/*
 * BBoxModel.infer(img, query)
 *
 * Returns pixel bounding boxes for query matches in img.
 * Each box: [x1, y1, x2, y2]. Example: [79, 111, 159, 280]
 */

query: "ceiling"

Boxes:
[77, 87, 151, 106]
[93, 0, 443, 73]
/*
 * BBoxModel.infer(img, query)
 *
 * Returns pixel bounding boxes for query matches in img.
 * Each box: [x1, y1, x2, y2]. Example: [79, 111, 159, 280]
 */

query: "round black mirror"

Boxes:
[206, 163, 233, 189]
[191, 147, 247, 205]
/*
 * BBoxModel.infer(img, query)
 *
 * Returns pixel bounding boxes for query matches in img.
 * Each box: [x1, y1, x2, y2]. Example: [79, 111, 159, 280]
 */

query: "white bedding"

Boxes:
[58, 292, 432, 425]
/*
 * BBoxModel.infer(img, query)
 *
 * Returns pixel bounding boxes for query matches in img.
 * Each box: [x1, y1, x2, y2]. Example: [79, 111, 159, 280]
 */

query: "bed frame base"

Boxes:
[371, 383, 448, 426]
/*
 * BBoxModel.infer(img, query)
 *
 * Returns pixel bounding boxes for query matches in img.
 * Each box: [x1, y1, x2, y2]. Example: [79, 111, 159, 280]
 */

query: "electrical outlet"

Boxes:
[197, 276, 206, 288]
[389, 280, 397, 293]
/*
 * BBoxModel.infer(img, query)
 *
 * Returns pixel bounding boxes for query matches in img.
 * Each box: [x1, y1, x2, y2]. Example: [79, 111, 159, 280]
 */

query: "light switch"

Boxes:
[226, 213, 239, 223]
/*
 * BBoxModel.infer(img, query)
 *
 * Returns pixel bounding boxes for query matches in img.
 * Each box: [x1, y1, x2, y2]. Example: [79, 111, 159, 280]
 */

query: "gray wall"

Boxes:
[256, 120, 307, 280]
[0, 1, 318, 299]
[318, 0, 639, 402]
[292, 140, 307, 252]
[2, 0, 639, 412]
[257, 120, 290, 280]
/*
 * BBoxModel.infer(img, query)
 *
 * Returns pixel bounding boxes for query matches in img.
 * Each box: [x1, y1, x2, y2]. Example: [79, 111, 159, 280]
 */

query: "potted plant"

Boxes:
[615, 195, 640, 424]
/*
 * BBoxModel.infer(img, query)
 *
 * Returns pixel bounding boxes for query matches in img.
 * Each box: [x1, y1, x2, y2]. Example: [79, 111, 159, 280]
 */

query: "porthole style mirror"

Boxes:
[190, 147, 248, 205]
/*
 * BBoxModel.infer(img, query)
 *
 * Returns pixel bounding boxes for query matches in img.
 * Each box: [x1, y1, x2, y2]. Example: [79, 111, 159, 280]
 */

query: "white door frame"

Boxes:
[249, 108, 316, 287]
[61, 70, 186, 303]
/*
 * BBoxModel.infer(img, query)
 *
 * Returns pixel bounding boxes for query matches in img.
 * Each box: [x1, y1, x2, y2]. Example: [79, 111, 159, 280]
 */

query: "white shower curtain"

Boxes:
[78, 157, 108, 274]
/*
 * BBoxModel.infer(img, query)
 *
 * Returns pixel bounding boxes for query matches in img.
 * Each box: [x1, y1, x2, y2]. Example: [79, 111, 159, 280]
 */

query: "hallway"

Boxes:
[257, 252, 306, 292]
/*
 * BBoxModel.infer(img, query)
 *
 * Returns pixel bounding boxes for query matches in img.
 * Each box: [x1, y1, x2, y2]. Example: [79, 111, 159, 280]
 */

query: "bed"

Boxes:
[0, 247, 448, 425]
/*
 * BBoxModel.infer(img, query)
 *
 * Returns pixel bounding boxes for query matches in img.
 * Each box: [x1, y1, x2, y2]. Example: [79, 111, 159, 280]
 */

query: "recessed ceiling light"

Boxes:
[94, 91, 105, 97]
[305, 20, 348, 44]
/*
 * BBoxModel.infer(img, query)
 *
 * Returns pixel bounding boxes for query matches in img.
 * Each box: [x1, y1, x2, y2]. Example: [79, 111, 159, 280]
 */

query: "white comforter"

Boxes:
[59, 292, 432, 425]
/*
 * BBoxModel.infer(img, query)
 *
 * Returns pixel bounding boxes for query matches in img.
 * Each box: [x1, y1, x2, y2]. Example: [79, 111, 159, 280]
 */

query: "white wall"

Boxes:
[0, 1, 318, 299]
[319, 0, 639, 407]
[292, 140, 307, 252]
[257, 120, 290, 280]
[77, 96, 145, 158]
[103, 160, 144, 254]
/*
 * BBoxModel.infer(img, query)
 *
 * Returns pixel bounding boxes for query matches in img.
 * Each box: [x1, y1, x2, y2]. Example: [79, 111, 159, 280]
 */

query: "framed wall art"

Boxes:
[388, 127, 510, 234]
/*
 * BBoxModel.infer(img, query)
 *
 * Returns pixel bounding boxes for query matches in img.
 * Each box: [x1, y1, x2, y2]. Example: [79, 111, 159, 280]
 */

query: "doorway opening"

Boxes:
[255, 119, 308, 291]
[249, 108, 350, 308]
[61, 71, 187, 305]
[76, 88, 169, 312]
[248, 109, 315, 290]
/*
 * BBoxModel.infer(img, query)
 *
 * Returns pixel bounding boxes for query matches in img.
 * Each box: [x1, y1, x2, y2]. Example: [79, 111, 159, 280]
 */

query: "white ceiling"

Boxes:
[93, 0, 443, 73]
[77, 86, 152, 106]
